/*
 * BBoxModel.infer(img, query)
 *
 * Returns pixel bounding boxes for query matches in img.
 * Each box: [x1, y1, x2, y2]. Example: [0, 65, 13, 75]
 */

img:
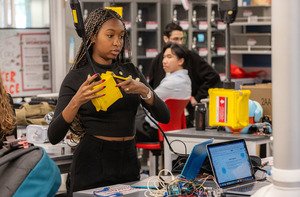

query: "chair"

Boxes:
[136, 98, 190, 175]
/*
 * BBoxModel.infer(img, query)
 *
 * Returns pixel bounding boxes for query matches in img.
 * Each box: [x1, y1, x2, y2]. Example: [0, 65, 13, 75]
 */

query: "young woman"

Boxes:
[47, 8, 170, 194]
[136, 43, 191, 142]
[0, 74, 17, 149]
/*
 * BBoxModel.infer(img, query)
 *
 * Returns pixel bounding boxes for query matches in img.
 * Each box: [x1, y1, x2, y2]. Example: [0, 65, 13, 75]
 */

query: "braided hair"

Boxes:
[69, 8, 131, 141]
[71, 8, 131, 70]
[0, 74, 16, 141]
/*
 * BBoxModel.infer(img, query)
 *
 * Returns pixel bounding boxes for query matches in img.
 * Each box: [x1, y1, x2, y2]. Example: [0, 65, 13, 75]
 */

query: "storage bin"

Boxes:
[26, 125, 49, 144]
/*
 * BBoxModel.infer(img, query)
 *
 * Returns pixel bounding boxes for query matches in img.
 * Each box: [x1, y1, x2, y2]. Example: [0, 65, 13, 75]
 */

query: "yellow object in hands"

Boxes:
[208, 88, 251, 129]
[91, 71, 129, 111]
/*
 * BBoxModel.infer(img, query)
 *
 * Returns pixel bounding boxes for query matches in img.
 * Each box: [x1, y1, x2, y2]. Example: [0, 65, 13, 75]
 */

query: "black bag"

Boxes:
[135, 106, 159, 142]
[0, 145, 61, 197]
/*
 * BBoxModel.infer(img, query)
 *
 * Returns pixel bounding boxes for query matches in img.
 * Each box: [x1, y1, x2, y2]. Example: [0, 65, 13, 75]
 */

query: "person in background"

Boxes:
[0, 73, 17, 149]
[136, 43, 191, 142]
[149, 22, 221, 128]
[47, 8, 170, 195]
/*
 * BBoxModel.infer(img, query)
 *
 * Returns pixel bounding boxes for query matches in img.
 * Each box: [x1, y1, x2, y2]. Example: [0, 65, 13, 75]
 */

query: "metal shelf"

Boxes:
[231, 51, 271, 55]
[230, 3, 273, 71]
[192, 28, 208, 32]
[137, 28, 158, 32]
[212, 54, 226, 58]
[231, 50, 272, 55]
[137, 56, 156, 59]
[171, 0, 226, 69]
[231, 21, 271, 26]
[231, 44, 272, 55]
[238, 5, 271, 8]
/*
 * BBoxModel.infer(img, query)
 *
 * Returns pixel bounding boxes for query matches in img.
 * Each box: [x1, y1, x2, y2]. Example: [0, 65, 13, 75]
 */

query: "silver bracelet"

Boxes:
[140, 87, 152, 100]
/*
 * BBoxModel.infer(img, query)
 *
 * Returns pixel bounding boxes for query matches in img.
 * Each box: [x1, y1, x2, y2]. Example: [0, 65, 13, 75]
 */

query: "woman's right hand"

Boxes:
[62, 74, 105, 124]
[73, 74, 106, 106]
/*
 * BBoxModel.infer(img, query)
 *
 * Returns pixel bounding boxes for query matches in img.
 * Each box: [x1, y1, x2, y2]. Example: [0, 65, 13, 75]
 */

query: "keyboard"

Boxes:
[226, 181, 270, 195]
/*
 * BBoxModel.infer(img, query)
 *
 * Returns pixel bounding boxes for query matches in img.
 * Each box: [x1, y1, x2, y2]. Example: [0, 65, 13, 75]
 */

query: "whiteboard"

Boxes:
[0, 29, 52, 97]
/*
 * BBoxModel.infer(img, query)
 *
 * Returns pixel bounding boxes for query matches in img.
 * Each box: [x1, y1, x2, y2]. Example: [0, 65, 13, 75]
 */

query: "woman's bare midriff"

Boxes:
[94, 135, 135, 141]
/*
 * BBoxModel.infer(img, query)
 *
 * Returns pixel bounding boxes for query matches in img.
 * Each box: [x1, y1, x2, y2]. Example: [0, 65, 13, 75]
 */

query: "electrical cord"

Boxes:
[144, 169, 175, 197]
[82, 35, 96, 74]
[169, 139, 187, 155]
[171, 156, 188, 173]
[165, 174, 221, 196]
[141, 167, 222, 197]
[141, 105, 186, 157]
[253, 166, 271, 181]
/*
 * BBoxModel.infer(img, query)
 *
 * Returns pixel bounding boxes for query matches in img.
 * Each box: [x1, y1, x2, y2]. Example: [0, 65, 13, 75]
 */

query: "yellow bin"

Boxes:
[208, 88, 251, 129]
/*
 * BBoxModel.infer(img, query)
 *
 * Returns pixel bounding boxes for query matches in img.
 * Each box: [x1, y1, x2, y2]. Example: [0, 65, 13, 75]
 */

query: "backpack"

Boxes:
[15, 102, 56, 126]
[0, 145, 61, 197]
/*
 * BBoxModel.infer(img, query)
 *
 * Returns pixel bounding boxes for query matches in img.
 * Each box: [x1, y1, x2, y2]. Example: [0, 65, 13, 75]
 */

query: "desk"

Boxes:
[50, 154, 72, 174]
[73, 174, 272, 197]
[73, 183, 145, 197]
[35, 142, 73, 174]
[164, 128, 272, 172]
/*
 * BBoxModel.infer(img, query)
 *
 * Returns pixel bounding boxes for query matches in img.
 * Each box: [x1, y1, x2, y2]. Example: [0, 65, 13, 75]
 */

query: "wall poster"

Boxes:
[0, 29, 52, 97]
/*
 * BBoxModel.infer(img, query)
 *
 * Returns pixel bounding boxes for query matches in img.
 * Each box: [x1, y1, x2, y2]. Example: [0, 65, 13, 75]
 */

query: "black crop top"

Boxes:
[48, 61, 170, 144]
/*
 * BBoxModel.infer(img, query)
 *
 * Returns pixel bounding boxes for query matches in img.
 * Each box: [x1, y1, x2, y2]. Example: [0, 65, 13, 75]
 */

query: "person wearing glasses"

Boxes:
[148, 22, 221, 128]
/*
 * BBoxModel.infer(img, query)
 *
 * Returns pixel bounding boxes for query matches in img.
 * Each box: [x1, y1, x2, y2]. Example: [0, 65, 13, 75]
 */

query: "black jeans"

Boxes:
[68, 134, 140, 195]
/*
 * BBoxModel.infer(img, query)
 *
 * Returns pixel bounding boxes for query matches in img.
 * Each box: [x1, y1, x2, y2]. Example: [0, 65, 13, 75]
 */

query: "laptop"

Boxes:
[131, 138, 214, 189]
[180, 138, 214, 180]
[206, 139, 270, 196]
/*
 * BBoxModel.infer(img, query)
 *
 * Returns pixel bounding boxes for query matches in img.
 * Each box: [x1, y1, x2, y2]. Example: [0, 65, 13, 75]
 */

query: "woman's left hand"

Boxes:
[116, 78, 154, 105]
[116, 78, 144, 94]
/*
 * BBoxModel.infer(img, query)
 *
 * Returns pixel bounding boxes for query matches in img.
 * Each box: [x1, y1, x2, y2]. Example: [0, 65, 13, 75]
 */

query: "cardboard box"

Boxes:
[240, 83, 272, 119]
[251, 0, 271, 6]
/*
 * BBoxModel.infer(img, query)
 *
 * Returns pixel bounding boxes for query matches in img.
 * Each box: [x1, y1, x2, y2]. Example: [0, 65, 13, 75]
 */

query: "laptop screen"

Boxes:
[180, 138, 214, 180]
[207, 139, 256, 188]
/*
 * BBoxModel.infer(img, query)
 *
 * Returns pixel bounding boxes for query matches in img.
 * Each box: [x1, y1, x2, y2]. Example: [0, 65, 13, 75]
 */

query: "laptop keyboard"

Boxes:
[228, 181, 269, 193]
[230, 183, 255, 192]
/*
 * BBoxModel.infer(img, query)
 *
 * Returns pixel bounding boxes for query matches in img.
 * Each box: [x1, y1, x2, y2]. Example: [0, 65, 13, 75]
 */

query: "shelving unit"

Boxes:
[230, 4, 272, 76]
[74, 1, 271, 80]
[80, 0, 161, 79]
[135, 1, 161, 79]
[170, 0, 226, 73]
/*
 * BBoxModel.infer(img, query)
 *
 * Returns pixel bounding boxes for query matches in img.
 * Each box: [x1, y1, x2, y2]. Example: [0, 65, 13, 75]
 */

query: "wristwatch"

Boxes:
[140, 87, 152, 100]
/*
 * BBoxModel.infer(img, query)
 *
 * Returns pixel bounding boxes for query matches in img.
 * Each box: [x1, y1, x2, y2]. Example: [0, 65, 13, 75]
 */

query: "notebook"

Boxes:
[206, 139, 270, 196]
[131, 138, 214, 189]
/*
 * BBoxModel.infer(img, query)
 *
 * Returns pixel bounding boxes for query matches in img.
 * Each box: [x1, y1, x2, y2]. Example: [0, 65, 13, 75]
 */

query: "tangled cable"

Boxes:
[144, 169, 175, 197]
[142, 168, 221, 197]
